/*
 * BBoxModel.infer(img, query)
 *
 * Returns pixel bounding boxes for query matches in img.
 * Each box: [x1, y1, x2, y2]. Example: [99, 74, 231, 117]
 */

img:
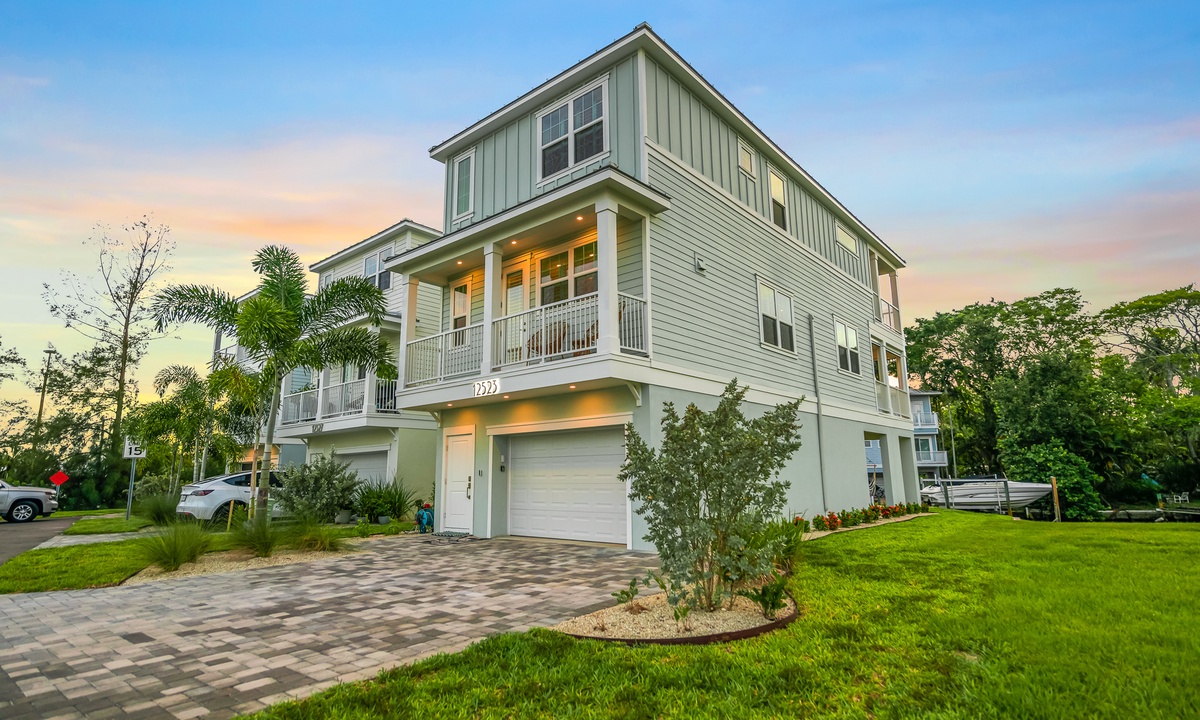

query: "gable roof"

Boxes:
[429, 23, 905, 269]
[309, 219, 441, 272]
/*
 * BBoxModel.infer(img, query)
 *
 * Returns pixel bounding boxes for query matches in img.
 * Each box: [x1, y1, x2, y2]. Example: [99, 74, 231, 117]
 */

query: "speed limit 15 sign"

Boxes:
[123, 438, 147, 459]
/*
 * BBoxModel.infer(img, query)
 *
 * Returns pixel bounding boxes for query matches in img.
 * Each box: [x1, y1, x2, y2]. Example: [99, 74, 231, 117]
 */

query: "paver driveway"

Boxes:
[0, 535, 656, 720]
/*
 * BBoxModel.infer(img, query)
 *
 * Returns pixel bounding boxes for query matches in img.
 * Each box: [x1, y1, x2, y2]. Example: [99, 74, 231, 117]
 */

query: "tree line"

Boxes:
[907, 286, 1200, 511]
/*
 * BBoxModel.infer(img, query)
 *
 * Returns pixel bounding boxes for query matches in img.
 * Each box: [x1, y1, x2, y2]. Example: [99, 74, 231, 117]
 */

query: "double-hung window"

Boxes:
[538, 80, 607, 181]
[769, 169, 788, 230]
[538, 240, 597, 306]
[363, 246, 393, 291]
[450, 281, 470, 347]
[758, 281, 795, 352]
[835, 319, 861, 374]
[452, 149, 475, 219]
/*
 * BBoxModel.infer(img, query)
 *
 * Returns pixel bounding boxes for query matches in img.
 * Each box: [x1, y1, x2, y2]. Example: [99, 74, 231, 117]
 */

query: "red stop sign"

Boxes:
[49, 471, 69, 486]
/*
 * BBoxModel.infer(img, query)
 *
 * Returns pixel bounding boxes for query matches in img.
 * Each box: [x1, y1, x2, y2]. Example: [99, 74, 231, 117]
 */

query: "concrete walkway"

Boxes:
[0, 517, 79, 565]
[35, 531, 145, 549]
[0, 536, 656, 720]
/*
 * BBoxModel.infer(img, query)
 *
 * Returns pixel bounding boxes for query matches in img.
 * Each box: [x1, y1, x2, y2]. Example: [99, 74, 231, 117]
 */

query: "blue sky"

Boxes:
[1, 1, 1198, 399]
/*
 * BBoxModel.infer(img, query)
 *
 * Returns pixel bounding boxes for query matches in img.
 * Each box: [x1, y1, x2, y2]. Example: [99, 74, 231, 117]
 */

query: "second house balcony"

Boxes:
[279, 378, 403, 426]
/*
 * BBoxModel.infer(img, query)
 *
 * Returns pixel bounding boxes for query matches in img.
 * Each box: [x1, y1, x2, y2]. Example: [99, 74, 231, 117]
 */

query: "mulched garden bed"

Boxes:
[553, 592, 798, 645]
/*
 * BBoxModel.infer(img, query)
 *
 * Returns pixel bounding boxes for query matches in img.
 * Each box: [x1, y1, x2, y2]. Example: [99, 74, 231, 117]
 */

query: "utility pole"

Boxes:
[34, 347, 58, 445]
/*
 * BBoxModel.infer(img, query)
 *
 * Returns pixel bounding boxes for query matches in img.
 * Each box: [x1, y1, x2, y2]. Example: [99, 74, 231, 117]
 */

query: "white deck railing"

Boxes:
[875, 382, 890, 415]
[889, 386, 910, 418]
[374, 378, 400, 413]
[618, 293, 648, 354]
[322, 379, 366, 418]
[912, 411, 939, 429]
[281, 389, 318, 425]
[879, 298, 901, 332]
[492, 293, 599, 370]
[405, 323, 484, 387]
[915, 449, 949, 464]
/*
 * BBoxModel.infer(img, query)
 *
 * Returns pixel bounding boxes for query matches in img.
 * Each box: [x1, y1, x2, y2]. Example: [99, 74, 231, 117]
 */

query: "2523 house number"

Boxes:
[473, 379, 501, 397]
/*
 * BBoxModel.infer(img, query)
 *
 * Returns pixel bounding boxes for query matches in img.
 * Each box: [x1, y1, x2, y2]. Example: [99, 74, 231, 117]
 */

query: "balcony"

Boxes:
[876, 382, 911, 418]
[405, 324, 485, 387]
[915, 449, 949, 465]
[280, 378, 403, 426]
[879, 297, 901, 333]
[912, 411, 939, 431]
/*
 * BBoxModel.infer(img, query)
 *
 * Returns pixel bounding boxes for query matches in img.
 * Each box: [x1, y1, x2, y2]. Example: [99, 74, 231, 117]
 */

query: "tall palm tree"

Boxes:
[153, 246, 394, 515]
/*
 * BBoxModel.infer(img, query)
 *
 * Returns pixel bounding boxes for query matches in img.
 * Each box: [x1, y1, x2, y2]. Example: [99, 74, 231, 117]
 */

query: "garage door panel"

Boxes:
[340, 451, 389, 485]
[509, 428, 627, 544]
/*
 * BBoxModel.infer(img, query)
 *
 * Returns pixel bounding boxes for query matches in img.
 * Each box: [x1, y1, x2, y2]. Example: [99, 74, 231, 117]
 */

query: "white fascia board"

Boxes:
[310, 220, 443, 272]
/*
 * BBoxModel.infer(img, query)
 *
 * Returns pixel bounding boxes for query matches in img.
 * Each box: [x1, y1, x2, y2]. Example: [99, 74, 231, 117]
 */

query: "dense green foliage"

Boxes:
[245, 513, 1200, 719]
[287, 516, 348, 552]
[621, 381, 802, 611]
[0, 540, 150, 593]
[137, 522, 212, 571]
[275, 455, 359, 522]
[230, 516, 283, 557]
[134, 493, 180, 526]
[908, 286, 1200, 505]
[353, 480, 415, 522]
[1001, 441, 1106, 519]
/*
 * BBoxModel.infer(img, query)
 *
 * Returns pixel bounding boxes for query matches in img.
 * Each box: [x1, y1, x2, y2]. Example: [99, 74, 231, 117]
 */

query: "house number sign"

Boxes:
[473, 378, 501, 397]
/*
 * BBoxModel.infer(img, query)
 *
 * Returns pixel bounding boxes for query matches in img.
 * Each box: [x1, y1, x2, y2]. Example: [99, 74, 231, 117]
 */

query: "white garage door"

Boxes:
[340, 451, 390, 484]
[509, 428, 627, 544]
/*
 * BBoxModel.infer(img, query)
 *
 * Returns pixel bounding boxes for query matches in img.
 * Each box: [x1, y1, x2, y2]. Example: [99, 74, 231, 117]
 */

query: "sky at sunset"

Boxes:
[1, 1, 1197, 405]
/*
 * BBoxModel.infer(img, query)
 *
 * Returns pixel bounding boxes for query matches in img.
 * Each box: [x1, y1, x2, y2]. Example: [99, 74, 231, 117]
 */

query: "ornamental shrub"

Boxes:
[824, 511, 841, 530]
[812, 514, 828, 531]
[139, 521, 211, 571]
[274, 456, 359, 523]
[1000, 440, 1105, 520]
[792, 514, 810, 533]
[622, 380, 802, 611]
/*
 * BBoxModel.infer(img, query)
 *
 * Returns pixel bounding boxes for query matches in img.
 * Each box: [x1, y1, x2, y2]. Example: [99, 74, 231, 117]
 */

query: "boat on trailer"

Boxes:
[921, 479, 1053, 512]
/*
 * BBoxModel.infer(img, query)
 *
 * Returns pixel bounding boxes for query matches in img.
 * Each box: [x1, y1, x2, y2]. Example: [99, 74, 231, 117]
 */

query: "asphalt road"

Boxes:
[0, 515, 78, 565]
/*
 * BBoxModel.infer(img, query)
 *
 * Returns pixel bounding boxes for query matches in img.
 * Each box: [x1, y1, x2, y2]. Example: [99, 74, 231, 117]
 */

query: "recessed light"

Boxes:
[502, 394, 509, 399]
[569, 385, 576, 389]
[510, 240, 517, 245]
[447, 403, 453, 407]
[456, 260, 463, 265]
[576, 215, 583, 221]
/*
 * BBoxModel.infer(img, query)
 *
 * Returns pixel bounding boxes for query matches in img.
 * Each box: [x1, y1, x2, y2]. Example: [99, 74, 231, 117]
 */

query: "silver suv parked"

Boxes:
[0, 479, 59, 522]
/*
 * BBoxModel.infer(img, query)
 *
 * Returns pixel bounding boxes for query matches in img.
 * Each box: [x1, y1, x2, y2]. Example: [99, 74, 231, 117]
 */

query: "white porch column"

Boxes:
[595, 197, 620, 355]
[397, 275, 419, 389]
[364, 326, 379, 413]
[481, 243, 503, 375]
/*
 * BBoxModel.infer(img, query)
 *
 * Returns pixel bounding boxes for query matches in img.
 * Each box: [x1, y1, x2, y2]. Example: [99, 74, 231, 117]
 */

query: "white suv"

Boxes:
[176, 471, 285, 521]
[0, 479, 59, 522]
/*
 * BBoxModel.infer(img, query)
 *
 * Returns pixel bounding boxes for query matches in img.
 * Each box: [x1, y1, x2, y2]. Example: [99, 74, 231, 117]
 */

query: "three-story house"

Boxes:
[383, 25, 920, 549]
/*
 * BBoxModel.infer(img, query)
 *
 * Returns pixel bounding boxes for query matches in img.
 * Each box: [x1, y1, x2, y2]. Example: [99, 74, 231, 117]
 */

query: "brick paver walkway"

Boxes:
[0, 536, 656, 719]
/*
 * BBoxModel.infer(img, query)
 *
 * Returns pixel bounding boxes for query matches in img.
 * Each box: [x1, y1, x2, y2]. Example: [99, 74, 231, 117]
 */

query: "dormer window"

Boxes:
[364, 246, 392, 291]
[538, 79, 608, 182]
[453, 149, 475, 220]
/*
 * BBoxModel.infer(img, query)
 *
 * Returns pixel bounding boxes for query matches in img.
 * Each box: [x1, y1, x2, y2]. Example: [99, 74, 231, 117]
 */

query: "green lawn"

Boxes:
[53, 507, 125, 518]
[0, 539, 150, 593]
[245, 512, 1200, 719]
[63, 516, 154, 535]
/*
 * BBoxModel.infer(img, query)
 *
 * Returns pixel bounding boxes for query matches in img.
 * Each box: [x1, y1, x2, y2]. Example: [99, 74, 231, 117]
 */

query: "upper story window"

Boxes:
[363, 246, 393, 291]
[758, 280, 795, 352]
[769, 169, 787, 230]
[539, 240, 597, 305]
[451, 281, 470, 330]
[835, 319, 861, 374]
[453, 149, 475, 219]
[836, 224, 858, 255]
[538, 79, 607, 182]
[737, 139, 756, 178]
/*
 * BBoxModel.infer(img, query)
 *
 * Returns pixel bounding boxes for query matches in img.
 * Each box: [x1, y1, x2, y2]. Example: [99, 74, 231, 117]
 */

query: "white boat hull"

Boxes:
[921, 480, 1053, 511]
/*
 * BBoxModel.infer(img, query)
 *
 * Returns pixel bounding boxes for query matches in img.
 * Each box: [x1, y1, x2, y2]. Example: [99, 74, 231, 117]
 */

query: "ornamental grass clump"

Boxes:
[287, 516, 347, 552]
[139, 521, 211, 571]
[231, 516, 283, 557]
[621, 380, 802, 612]
[135, 493, 180, 526]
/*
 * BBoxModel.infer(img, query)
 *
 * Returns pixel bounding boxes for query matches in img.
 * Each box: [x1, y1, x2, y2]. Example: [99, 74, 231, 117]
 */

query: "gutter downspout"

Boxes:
[807, 314, 830, 512]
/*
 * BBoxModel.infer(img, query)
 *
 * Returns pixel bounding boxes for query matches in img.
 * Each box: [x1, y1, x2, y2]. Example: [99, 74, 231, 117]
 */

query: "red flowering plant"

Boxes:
[825, 511, 842, 530]
[812, 514, 828, 531]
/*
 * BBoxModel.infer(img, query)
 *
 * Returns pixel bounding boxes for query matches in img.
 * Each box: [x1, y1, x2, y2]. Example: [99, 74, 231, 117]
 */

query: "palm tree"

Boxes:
[153, 246, 394, 515]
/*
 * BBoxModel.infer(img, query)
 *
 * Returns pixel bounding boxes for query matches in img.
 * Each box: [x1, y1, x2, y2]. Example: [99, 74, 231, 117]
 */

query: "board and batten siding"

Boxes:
[443, 54, 643, 233]
[646, 147, 879, 411]
[643, 58, 874, 290]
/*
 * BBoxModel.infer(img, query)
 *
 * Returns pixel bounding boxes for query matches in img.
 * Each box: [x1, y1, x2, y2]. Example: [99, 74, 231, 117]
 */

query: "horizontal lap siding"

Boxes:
[414, 284, 441, 338]
[644, 58, 873, 289]
[617, 216, 643, 296]
[444, 54, 642, 232]
[648, 150, 878, 410]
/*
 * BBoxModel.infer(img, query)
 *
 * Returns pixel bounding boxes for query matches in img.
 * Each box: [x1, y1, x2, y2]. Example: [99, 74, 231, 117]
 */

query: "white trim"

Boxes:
[737, 138, 757, 179]
[755, 275, 797, 354]
[833, 316, 863, 376]
[331, 443, 392, 455]
[450, 278, 472, 330]
[533, 234, 598, 306]
[311, 219, 441, 272]
[536, 76, 610, 186]
[640, 215, 653, 356]
[452, 148, 476, 221]
[486, 412, 633, 436]
[835, 223, 860, 257]
[441, 424, 476, 535]
[647, 143, 879, 305]
[767, 165, 788, 232]
[636, 49, 649, 183]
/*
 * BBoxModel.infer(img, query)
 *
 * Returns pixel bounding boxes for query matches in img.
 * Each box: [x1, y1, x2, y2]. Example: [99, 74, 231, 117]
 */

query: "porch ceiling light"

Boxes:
[510, 240, 517, 245]
[447, 403, 453, 407]
[569, 385, 576, 389]
[576, 215, 583, 221]
[456, 260, 463, 265]
[502, 394, 510, 399]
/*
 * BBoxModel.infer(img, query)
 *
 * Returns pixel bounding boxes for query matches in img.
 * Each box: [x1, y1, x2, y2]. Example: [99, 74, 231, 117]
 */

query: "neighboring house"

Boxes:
[867, 390, 950, 490]
[212, 290, 306, 472]
[381, 24, 919, 550]
[272, 220, 443, 486]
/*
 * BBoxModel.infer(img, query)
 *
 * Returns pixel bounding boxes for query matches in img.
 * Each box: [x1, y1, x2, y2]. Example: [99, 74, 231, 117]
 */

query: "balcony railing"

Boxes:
[890, 386, 910, 418]
[323, 379, 366, 418]
[405, 323, 484, 387]
[618, 293, 648, 355]
[375, 378, 400, 413]
[912, 411, 939, 429]
[492, 293, 598, 370]
[879, 298, 901, 332]
[915, 449, 949, 465]
[281, 389, 318, 425]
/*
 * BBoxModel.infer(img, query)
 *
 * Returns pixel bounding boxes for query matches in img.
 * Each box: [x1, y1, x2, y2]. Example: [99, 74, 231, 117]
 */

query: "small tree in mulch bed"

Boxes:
[621, 380, 802, 612]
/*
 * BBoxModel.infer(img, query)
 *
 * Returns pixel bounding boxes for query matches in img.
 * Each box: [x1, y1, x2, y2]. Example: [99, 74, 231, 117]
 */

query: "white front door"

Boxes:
[443, 433, 474, 533]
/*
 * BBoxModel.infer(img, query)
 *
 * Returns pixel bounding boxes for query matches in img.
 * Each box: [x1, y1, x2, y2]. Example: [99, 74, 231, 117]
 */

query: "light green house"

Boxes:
[381, 24, 919, 551]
